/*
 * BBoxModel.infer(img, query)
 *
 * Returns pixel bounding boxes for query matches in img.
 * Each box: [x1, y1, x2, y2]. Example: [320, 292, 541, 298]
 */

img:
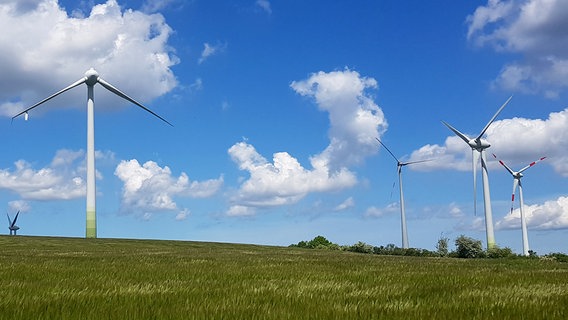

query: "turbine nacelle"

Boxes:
[469, 138, 490, 150]
[85, 68, 99, 86]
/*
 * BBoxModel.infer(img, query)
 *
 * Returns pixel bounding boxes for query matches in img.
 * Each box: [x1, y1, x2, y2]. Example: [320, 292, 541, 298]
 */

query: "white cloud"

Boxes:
[175, 208, 190, 221]
[334, 197, 355, 211]
[467, 0, 568, 97]
[227, 142, 356, 209]
[255, 0, 272, 14]
[409, 108, 568, 176]
[0, 149, 88, 200]
[496, 196, 568, 230]
[198, 42, 226, 64]
[291, 68, 387, 170]
[226, 205, 256, 217]
[364, 203, 398, 218]
[8, 200, 31, 213]
[114, 159, 223, 214]
[141, 0, 181, 13]
[227, 69, 386, 216]
[0, 0, 178, 117]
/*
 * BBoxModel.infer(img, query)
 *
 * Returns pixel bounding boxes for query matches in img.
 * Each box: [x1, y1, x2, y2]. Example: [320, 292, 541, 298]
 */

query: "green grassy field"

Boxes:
[1, 236, 567, 319]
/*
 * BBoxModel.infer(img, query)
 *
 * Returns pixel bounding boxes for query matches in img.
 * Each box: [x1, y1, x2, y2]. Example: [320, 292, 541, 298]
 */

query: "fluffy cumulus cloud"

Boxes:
[114, 159, 223, 216]
[409, 108, 568, 176]
[226, 69, 386, 216]
[291, 69, 387, 170]
[0, 0, 178, 117]
[467, 0, 568, 97]
[496, 196, 568, 230]
[227, 142, 357, 214]
[0, 149, 89, 200]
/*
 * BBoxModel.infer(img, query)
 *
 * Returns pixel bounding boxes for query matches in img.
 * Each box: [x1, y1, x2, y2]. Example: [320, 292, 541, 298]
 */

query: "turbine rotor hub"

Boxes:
[84, 68, 99, 86]
[469, 138, 490, 150]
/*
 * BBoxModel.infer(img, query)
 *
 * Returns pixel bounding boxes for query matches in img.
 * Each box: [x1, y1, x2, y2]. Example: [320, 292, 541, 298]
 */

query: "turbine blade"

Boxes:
[7, 213, 11, 226]
[510, 179, 519, 214]
[12, 211, 19, 227]
[492, 153, 515, 176]
[441, 121, 471, 144]
[375, 138, 399, 163]
[401, 159, 433, 166]
[476, 95, 513, 141]
[473, 150, 480, 215]
[12, 78, 86, 120]
[518, 156, 546, 174]
[97, 78, 173, 127]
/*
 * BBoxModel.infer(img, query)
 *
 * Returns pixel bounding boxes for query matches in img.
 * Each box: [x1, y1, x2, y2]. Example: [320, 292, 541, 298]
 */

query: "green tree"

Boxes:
[307, 236, 333, 248]
[454, 235, 483, 258]
[436, 235, 449, 257]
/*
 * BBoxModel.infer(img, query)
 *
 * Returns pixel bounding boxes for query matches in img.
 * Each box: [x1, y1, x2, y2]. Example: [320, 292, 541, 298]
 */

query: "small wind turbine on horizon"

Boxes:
[7, 211, 20, 236]
[376, 138, 431, 249]
[442, 96, 512, 249]
[493, 153, 546, 256]
[12, 68, 172, 238]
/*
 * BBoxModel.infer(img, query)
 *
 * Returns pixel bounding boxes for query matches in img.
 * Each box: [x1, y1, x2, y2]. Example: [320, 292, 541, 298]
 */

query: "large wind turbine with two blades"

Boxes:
[7, 211, 20, 235]
[493, 153, 546, 256]
[12, 68, 172, 238]
[442, 96, 512, 249]
[376, 138, 431, 249]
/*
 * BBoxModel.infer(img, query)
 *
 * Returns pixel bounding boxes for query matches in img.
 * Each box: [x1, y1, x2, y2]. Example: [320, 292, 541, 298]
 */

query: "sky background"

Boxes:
[1, 0, 568, 254]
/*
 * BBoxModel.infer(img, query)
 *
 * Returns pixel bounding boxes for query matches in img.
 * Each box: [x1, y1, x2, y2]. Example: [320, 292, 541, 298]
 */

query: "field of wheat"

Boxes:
[0, 236, 567, 319]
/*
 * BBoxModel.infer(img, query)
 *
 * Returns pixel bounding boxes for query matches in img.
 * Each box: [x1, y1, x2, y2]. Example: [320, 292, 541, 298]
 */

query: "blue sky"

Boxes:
[1, 0, 568, 254]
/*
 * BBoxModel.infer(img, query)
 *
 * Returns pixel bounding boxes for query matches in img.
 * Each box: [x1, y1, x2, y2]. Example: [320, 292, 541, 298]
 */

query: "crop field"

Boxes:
[1, 236, 567, 319]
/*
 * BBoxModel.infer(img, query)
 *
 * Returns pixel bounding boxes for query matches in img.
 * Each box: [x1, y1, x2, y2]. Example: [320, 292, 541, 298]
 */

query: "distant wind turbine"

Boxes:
[12, 68, 172, 238]
[7, 211, 20, 236]
[442, 96, 512, 249]
[376, 138, 431, 249]
[493, 153, 546, 256]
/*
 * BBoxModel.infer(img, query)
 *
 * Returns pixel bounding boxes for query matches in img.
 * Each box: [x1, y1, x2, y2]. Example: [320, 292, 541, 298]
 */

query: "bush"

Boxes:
[290, 236, 339, 250]
[545, 252, 568, 263]
[454, 235, 483, 259]
[487, 246, 515, 259]
[347, 241, 374, 254]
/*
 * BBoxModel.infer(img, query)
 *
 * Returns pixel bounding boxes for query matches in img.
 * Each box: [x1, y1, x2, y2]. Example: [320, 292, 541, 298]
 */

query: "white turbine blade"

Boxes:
[518, 156, 546, 174]
[6, 213, 11, 226]
[472, 150, 480, 215]
[441, 121, 471, 144]
[492, 153, 515, 176]
[12, 78, 86, 120]
[476, 95, 513, 141]
[402, 159, 433, 166]
[510, 179, 519, 214]
[376, 138, 399, 163]
[97, 78, 173, 127]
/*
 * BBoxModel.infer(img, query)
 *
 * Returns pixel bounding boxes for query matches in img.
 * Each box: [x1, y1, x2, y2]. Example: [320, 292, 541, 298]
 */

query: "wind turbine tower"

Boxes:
[442, 96, 512, 249]
[13, 68, 172, 238]
[376, 138, 430, 249]
[493, 154, 546, 256]
[7, 211, 20, 235]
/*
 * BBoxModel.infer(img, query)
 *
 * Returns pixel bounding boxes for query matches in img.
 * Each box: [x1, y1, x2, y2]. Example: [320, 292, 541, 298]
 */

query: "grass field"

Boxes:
[1, 236, 567, 319]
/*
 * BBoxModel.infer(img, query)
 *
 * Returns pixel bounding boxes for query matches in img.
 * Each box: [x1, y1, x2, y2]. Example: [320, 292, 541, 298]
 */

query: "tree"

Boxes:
[454, 235, 483, 258]
[307, 236, 333, 248]
[436, 235, 449, 257]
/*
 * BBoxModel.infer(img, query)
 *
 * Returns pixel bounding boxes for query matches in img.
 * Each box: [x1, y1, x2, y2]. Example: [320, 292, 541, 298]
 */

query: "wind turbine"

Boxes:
[442, 96, 512, 249]
[7, 211, 20, 236]
[493, 153, 546, 256]
[376, 138, 431, 249]
[12, 68, 172, 238]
